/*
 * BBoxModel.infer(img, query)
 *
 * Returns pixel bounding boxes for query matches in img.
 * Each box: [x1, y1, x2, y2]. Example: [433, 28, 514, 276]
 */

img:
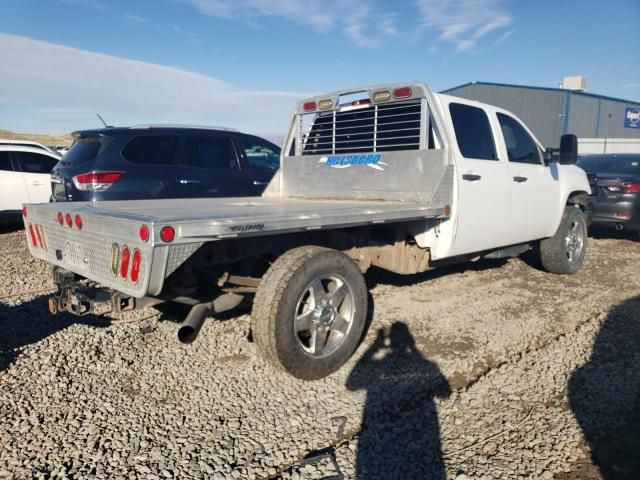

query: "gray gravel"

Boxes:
[1, 227, 639, 479]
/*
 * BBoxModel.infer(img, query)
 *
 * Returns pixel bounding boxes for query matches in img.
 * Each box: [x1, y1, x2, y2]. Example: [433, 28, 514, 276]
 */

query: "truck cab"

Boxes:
[422, 94, 589, 260]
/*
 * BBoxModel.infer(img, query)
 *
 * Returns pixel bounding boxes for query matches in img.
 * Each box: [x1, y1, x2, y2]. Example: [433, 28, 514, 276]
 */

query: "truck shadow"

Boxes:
[568, 296, 640, 480]
[365, 257, 509, 289]
[346, 322, 451, 479]
[0, 295, 108, 372]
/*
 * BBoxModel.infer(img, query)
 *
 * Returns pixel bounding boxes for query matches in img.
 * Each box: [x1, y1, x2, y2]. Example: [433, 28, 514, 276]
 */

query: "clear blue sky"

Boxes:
[0, 0, 638, 137]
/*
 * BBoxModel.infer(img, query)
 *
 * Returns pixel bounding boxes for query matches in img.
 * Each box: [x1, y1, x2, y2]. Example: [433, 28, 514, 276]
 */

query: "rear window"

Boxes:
[578, 155, 640, 175]
[122, 135, 179, 165]
[449, 103, 497, 160]
[63, 138, 101, 165]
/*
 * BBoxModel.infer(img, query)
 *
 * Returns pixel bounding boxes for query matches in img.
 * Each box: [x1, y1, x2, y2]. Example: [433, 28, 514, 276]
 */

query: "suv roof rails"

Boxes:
[131, 124, 240, 132]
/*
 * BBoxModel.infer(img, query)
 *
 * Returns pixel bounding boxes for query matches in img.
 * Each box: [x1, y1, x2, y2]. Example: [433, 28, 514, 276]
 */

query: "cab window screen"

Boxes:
[449, 103, 497, 160]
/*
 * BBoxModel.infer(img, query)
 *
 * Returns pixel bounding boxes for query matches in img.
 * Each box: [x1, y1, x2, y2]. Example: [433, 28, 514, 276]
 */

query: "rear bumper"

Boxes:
[588, 198, 640, 231]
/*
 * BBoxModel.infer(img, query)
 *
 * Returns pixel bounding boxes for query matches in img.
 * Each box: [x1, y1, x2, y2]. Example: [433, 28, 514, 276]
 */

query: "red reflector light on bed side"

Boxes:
[74, 215, 83, 230]
[72, 171, 125, 192]
[139, 224, 150, 242]
[57, 212, 64, 225]
[65, 213, 72, 228]
[130, 249, 141, 283]
[160, 226, 175, 243]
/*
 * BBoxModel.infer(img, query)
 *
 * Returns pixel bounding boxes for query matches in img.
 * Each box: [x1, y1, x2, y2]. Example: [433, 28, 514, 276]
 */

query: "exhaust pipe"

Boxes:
[177, 293, 244, 344]
[615, 223, 625, 231]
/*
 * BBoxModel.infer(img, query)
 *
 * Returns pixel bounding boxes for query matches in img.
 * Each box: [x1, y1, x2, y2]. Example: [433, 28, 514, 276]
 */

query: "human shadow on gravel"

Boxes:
[346, 322, 451, 479]
[0, 295, 108, 372]
[568, 296, 640, 480]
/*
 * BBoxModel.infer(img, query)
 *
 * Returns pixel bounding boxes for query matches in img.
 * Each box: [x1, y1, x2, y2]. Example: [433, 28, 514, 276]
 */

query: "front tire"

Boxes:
[539, 206, 587, 274]
[251, 246, 368, 380]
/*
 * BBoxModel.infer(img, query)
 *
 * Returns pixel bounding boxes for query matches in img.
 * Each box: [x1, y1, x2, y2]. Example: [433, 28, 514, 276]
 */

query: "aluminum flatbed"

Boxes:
[43, 197, 446, 241]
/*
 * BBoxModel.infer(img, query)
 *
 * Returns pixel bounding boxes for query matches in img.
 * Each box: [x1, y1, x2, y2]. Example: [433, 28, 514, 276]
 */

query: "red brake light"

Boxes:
[57, 212, 63, 225]
[139, 225, 150, 242]
[72, 171, 124, 192]
[160, 226, 175, 243]
[303, 101, 317, 112]
[623, 182, 640, 194]
[22, 207, 27, 218]
[28, 224, 37, 247]
[34, 224, 44, 248]
[130, 249, 141, 283]
[393, 87, 413, 99]
[74, 215, 83, 230]
[352, 98, 372, 106]
[65, 213, 72, 228]
[120, 246, 130, 279]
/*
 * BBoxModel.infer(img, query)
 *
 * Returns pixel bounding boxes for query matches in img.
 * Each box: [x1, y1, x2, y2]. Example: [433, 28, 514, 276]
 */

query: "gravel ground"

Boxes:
[0, 227, 639, 479]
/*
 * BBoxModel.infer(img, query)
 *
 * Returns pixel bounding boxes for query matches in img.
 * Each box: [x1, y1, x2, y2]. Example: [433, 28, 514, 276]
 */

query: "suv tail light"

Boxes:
[72, 171, 124, 192]
[622, 182, 640, 194]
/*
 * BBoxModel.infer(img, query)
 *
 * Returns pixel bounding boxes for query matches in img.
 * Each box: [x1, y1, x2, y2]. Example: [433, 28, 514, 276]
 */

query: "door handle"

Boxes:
[462, 173, 482, 181]
[513, 176, 528, 183]
[252, 180, 269, 186]
[32, 181, 45, 186]
[177, 179, 200, 185]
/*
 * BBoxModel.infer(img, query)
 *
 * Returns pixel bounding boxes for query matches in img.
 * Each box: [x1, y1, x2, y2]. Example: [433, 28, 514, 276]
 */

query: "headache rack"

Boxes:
[301, 99, 423, 155]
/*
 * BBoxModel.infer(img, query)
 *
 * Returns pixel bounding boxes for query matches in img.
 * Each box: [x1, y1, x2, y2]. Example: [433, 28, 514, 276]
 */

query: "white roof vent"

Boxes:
[562, 76, 587, 91]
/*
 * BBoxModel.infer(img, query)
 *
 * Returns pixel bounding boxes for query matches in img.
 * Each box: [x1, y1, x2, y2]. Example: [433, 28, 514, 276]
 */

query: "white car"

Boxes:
[0, 145, 60, 222]
[0, 139, 60, 157]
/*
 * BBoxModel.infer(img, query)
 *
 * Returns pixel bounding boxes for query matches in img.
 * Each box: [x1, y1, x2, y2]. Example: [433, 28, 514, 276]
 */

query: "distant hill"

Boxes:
[0, 129, 72, 147]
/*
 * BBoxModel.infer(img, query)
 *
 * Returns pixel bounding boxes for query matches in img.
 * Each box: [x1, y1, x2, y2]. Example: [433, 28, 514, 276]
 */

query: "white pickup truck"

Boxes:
[23, 82, 590, 380]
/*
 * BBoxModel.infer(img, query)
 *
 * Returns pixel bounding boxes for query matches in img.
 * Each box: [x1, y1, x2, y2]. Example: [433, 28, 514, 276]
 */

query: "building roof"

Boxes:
[442, 81, 640, 106]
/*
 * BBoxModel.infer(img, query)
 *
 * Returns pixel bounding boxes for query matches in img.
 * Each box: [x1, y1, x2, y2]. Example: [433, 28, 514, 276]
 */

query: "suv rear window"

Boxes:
[63, 138, 102, 165]
[122, 135, 179, 165]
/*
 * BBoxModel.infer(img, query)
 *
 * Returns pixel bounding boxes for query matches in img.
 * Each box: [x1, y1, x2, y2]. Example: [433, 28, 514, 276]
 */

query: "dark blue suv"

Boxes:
[51, 125, 281, 202]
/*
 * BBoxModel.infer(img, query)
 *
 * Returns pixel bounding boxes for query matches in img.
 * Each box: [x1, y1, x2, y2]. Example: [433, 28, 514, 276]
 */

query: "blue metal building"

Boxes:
[442, 81, 640, 148]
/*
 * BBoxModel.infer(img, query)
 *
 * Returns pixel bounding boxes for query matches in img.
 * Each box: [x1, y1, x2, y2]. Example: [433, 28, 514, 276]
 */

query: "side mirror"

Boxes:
[559, 134, 578, 165]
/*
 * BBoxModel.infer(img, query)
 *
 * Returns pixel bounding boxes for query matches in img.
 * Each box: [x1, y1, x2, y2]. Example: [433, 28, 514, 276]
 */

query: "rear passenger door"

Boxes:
[12, 151, 58, 203]
[235, 135, 281, 195]
[0, 151, 29, 211]
[179, 134, 249, 198]
[495, 113, 560, 243]
[448, 102, 511, 256]
[120, 135, 182, 199]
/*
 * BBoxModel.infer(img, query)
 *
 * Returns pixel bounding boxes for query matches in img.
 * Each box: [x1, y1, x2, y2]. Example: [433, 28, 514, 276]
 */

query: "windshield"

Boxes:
[578, 155, 640, 175]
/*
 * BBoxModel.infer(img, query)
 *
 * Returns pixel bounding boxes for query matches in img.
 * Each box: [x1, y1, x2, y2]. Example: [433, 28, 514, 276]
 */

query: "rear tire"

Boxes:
[539, 206, 587, 274]
[251, 246, 367, 380]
